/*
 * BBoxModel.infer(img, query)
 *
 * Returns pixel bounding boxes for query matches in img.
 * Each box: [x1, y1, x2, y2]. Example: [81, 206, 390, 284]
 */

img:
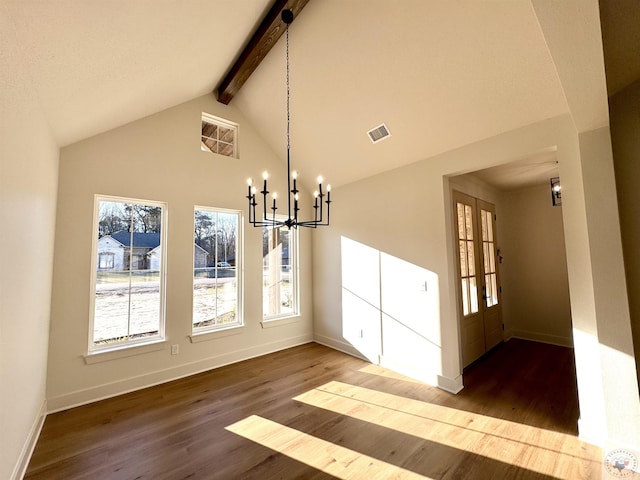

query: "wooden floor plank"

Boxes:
[25, 339, 602, 479]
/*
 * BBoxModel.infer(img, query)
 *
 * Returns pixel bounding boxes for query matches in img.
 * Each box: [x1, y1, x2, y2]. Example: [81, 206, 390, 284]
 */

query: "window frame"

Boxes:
[192, 206, 244, 336]
[88, 195, 168, 354]
[262, 221, 299, 322]
[201, 112, 239, 158]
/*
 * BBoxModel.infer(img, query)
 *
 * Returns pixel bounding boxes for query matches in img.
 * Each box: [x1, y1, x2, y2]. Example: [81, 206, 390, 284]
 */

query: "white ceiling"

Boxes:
[3, 0, 615, 190]
[2, 0, 272, 147]
[465, 151, 559, 192]
[234, 0, 569, 188]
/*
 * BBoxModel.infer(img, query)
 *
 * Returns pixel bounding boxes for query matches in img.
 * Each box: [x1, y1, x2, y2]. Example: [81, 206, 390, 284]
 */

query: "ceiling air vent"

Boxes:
[367, 123, 391, 144]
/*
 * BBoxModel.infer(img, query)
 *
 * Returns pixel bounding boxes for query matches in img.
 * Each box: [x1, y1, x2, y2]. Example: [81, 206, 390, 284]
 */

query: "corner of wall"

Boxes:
[437, 374, 464, 394]
[313, 334, 367, 361]
[10, 399, 47, 480]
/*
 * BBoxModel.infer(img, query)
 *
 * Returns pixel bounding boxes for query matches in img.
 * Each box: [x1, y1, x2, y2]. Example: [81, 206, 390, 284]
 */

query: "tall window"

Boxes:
[90, 196, 166, 351]
[263, 224, 298, 319]
[193, 207, 242, 333]
[201, 113, 238, 158]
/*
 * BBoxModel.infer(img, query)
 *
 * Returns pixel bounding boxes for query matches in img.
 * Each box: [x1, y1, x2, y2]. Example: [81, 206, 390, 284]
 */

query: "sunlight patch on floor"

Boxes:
[226, 415, 433, 479]
[358, 363, 425, 384]
[293, 381, 601, 479]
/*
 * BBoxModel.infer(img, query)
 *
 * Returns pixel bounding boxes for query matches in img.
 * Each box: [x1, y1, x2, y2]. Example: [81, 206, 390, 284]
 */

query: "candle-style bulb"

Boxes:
[292, 171, 298, 179]
[317, 175, 323, 184]
[272, 192, 278, 199]
[247, 178, 253, 186]
[313, 190, 318, 198]
[263, 171, 269, 180]
[251, 186, 257, 194]
[327, 184, 332, 192]
[294, 193, 299, 201]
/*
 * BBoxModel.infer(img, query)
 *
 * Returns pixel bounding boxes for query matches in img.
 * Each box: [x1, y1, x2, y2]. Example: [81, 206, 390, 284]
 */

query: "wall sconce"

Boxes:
[550, 177, 562, 206]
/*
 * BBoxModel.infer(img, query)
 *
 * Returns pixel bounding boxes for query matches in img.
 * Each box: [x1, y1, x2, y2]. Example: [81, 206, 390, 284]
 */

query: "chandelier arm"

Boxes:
[313, 196, 319, 223]
[261, 185, 268, 221]
[325, 198, 331, 225]
[324, 190, 331, 225]
[296, 220, 318, 228]
[298, 196, 331, 227]
[251, 213, 286, 228]
[271, 195, 278, 223]
[253, 197, 259, 225]
[317, 193, 325, 223]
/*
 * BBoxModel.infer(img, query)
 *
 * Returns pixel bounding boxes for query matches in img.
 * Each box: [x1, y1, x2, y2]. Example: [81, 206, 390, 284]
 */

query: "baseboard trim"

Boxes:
[314, 335, 464, 394]
[11, 399, 47, 480]
[437, 374, 464, 394]
[313, 334, 368, 361]
[47, 334, 313, 413]
[379, 354, 463, 393]
[505, 329, 573, 348]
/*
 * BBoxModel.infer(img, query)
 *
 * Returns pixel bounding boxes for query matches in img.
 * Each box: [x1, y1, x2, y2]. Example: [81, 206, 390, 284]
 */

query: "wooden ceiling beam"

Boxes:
[216, 0, 310, 105]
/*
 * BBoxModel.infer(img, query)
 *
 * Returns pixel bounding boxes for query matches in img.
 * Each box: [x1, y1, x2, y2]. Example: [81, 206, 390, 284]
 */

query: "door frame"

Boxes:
[451, 190, 503, 367]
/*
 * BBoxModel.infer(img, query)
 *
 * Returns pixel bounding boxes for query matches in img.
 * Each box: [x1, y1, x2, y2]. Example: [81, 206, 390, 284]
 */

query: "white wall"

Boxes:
[500, 184, 572, 346]
[609, 78, 640, 386]
[313, 114, 577, 394]
[312, 114, 640, 449]
[569, 126, 640, 448]
[47, 93, 314, 410]
[0, 5, 59, 479]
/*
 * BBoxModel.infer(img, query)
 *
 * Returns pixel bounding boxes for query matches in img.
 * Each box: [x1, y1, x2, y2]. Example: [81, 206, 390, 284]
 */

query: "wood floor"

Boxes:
[25, 339, 602, 479]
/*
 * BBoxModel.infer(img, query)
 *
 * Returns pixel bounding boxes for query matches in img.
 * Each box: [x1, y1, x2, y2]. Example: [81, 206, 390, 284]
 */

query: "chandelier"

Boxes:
[246, 9, 331, 229]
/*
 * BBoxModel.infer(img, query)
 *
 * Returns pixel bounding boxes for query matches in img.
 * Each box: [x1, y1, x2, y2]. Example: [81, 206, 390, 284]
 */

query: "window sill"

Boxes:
[84, 339, 166, 364]
[261, 316, 300, 329]
[189, 325, 244, 343]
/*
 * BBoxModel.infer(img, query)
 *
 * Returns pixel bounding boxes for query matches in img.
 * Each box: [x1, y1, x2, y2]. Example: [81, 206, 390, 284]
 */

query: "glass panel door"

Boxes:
[481, 209, 498, 307]
[457, 202, 479, 316]
[452, 192, 503, 367]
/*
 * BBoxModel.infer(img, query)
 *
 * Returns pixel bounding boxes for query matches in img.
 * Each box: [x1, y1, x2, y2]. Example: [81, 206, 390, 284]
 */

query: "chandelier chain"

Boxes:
[286, 25, 290, 154]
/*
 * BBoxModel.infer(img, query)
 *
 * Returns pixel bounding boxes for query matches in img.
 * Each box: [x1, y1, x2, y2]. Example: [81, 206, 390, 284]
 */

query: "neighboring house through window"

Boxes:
[193, 207, 242, 333]
[91, 196, 167, 351]
[263, 223, 298, 320]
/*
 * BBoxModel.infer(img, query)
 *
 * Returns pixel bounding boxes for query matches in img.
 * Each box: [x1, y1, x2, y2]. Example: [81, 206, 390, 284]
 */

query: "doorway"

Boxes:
[452, 191, 503, 367]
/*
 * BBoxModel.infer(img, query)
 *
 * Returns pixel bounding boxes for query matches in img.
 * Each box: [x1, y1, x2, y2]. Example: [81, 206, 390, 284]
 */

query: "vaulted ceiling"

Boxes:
[2, 0, 273, 146]
[2, 0, 616, 189]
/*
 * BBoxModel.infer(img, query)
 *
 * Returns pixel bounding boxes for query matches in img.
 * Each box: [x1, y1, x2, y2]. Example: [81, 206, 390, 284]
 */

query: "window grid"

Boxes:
[263, 224, 298, 320]
[201, 113, 238, 158]
[90, 196, 166, 352]
[193, 207, 242, 333]
[457, 202, 479, 316]
[481, 209, 499, 307]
